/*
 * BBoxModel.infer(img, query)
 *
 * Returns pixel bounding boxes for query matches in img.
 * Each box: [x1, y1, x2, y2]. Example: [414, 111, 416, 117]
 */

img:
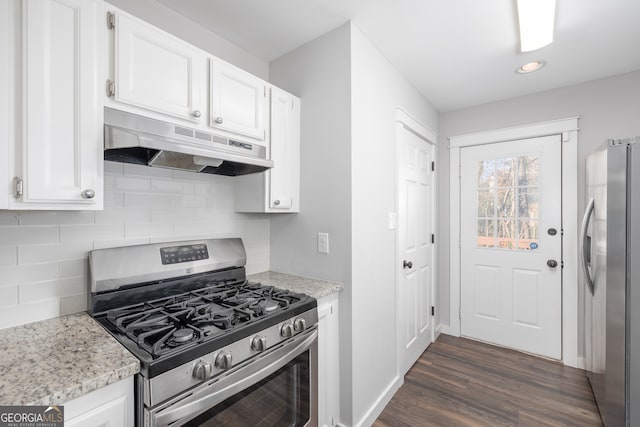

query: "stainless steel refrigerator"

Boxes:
[582, 136, 640, 426]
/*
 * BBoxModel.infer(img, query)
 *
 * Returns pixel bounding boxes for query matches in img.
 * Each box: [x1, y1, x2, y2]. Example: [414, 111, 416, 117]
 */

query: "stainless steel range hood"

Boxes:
[103, 108, 273, 176]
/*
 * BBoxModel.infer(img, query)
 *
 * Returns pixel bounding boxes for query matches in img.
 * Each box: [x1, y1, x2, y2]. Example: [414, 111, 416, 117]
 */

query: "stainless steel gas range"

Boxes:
[88, 238, 318, 427]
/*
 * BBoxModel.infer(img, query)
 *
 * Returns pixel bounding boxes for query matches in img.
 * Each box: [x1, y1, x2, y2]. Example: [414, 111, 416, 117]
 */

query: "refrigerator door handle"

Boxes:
[580, 197, 596, 295]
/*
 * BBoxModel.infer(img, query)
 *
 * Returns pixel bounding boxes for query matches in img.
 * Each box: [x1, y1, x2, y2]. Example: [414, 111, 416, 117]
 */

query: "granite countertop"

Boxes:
[0, 312, 139, 406]
[248, 271, 343, 299]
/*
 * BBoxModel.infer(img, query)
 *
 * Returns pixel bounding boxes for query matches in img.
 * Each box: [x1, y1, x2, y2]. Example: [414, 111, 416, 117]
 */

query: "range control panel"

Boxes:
[160, 244, 209, 265]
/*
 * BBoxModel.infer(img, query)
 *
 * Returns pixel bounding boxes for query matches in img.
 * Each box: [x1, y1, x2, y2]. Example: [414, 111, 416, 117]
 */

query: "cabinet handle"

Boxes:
[273, 200, 280, 206]
[81, 189, 96, 199]
[214, 116, 224, 124]
[192, 110, 201, 118]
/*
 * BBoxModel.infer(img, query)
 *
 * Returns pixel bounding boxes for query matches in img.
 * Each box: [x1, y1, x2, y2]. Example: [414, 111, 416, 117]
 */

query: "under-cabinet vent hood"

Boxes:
[103, 108, 273, 176]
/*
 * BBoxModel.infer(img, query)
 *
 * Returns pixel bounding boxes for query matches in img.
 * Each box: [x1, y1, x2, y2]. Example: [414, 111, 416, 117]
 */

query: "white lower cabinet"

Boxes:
[64, 377, 134, 427]
[318, 293, 340, 427]
[2, 0, 103, 210]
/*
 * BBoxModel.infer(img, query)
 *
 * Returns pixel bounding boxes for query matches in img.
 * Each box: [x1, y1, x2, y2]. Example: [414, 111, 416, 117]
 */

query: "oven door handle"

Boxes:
[152, 328, 318, 426]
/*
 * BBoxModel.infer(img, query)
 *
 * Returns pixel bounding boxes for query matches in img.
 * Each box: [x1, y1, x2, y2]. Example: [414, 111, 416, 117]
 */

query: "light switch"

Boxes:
[388, 212, 397, 230]
[317, 232, 329, 254]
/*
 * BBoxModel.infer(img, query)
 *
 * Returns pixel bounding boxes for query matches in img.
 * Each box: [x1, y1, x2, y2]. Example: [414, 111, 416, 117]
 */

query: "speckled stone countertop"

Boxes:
[248, 271, 343, 299]
[0, 312, 139, 406]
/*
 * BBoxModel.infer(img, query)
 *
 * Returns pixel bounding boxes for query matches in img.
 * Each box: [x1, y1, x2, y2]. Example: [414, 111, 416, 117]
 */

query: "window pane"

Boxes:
[497, 219, 515, 249]
[518, 191, 539, 219]
[477, 219, 495, 248]
[518, 219, 539, 250]
[478, 160, 495, 188]
[477, 189, 495, 217]
[495, 158, 515, 188]
[497, 188, 514, 218]
[517, 155, 539, 186]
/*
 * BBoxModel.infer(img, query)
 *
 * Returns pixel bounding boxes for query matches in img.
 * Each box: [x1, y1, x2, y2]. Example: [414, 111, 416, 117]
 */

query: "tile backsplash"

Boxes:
[0, 161, 270, 329]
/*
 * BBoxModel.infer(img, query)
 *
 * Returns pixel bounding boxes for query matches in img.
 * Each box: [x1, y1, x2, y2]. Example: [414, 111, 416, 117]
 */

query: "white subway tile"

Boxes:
[124, 163, 173, 179]
[194, 183, 209, 196]
[104, 191, 125, 208]
[104, 161, 124, 175]
[93, 238, 150, 250]
[0, 262, 58, 286]
[0, 246, 18, 266]
[19, 241, 93, 264]
[124, 192, 174, 208]
[95, 207, 150, 224]
[151, 179, 195, 195]
[125, 223, 175, 239]
[0, 212, 20, 226]
[172, 169, 217, 182]
[0, 285, 18, 307]
[60, 223, 124, 242]
[0, 299, 62, 329]
[0, 225, 59, 245]
[18, 211, 95, 226]
[60, 293, 88, 315]
[113, 176, 151, 192]
[19, 277, 85, 303]
[59, 259, 87, 278]
[175, 195, 208, 209]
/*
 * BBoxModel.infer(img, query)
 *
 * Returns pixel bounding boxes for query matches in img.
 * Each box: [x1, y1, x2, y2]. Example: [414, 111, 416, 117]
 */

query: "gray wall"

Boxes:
[349, 24, 438, 425]
[268, 24, 354, 422]
[437, 71, 640, 353]
[106, 0, 268, 79]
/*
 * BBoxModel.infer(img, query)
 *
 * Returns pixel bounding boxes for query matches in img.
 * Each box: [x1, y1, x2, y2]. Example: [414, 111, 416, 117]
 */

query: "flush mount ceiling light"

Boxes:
[516, 60, 546, 74]
[516, 0, 556, 52]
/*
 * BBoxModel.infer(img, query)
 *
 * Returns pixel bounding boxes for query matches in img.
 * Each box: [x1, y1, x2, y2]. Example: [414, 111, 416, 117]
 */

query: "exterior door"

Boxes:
[460, 135, 562, 359]
[398, 124, 434, 374]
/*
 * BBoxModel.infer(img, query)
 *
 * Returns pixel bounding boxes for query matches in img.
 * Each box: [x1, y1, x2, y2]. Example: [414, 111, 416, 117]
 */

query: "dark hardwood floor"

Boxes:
[373, 334, 603, 427]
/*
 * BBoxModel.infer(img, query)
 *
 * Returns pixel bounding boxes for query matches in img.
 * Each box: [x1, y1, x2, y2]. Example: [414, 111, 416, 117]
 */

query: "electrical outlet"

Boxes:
[317, 232, 329, 254]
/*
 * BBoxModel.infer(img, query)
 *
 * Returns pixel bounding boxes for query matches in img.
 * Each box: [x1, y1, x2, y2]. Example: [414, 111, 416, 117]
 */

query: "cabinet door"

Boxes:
[210, 58, 266, 141]
[17, 0, 102, 208]
[268, 88, 300, 212]
[113, 12, 205, 122]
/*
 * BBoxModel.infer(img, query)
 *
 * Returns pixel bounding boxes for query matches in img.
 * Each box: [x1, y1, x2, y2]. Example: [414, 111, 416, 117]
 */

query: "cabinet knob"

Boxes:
[214, 116, 224, 124]
[192, 110, 201, 118]
[273, 199, 280, 206]
[81, 189, 95, 199]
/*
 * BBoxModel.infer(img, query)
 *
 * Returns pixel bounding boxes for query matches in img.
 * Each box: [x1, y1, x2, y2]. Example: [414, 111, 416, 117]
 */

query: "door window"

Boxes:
[476, 155, 539, 250]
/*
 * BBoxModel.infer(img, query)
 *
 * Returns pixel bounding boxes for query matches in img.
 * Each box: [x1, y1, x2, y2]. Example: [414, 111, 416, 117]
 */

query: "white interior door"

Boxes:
[398, 125, 434, 374]
[460, 135, 562, 359]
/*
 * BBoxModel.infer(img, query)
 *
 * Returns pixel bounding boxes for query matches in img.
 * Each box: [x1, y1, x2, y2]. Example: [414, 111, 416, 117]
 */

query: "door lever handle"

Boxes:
[403, 260, 413, 269]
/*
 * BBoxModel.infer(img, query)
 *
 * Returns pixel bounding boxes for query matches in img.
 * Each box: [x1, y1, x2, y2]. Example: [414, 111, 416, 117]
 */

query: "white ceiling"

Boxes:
[157, 0, 640, 112]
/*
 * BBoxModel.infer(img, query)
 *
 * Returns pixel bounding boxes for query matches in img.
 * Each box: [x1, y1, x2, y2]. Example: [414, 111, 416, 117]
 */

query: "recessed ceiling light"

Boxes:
[516, 60, 546, 74]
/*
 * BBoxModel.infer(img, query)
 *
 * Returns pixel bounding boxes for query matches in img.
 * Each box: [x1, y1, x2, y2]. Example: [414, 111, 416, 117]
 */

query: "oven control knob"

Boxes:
[280, 323, 293, 338]
[251, 335, 267, 352]
[294, 318, 306, 332]
[193, 361, 212, 381]
[215, 351, 233, 370]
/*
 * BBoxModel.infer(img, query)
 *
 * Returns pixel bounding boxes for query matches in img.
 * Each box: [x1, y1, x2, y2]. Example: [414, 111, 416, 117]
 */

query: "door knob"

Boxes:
[403, 260, 413, 269]
[547, 259, 558, 268]
[214, 116, 224, 124]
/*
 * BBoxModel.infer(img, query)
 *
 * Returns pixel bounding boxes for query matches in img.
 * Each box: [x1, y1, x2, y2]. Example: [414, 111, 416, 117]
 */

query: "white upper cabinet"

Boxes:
[269, 87, 300, 212]
[210, 58, 267, 141]
[108, 10, 206, 123]
[5, 0, 103, 210]
[235, 87, 300, 213]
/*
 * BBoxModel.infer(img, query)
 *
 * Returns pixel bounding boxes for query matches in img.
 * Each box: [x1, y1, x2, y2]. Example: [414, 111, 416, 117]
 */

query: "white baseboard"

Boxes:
[576, 356, 585, 370]
[354, 375, 403, 427]
[437, 323, 456, 336]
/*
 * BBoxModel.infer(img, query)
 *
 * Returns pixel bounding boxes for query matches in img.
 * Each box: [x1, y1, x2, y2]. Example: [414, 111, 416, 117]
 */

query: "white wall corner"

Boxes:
[354, 376, 403, 427]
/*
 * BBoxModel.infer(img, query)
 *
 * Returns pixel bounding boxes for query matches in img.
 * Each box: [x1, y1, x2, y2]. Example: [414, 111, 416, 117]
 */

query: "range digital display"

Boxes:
[160, 244, 209, 265]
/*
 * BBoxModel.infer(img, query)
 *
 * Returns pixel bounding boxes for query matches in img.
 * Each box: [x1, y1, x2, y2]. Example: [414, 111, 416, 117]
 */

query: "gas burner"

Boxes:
[172, 328, 194, 343]
[258, 299, 280, 313]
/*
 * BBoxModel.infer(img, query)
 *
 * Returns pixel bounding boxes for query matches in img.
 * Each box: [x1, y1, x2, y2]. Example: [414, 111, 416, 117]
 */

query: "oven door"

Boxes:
[147, 328, 318, 427]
